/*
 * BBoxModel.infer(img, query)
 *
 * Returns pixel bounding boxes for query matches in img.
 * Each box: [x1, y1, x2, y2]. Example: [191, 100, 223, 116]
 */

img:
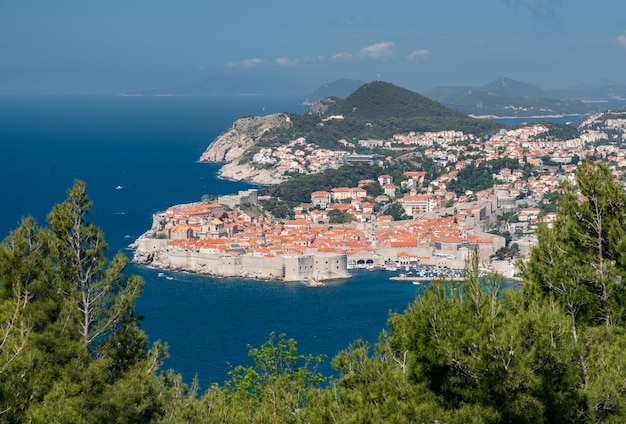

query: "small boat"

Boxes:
[305, 277, 325, 287]
[157, 272, 165, 277]
[115, 185, 124, 190]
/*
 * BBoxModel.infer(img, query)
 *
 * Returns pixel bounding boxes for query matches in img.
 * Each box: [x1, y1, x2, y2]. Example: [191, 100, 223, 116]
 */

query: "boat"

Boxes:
[305, 277, 325, 287]
[115, 185, 124, 190]
[157, 272, 165, 277]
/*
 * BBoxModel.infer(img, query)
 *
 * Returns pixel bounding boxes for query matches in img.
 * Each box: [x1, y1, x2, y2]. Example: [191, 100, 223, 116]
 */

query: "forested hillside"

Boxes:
[2, 161, 626, 422]
[248, 81, 503, 153]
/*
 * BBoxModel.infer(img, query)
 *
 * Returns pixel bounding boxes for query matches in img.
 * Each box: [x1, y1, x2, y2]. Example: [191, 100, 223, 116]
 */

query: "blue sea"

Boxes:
[0, 95, 423, 387]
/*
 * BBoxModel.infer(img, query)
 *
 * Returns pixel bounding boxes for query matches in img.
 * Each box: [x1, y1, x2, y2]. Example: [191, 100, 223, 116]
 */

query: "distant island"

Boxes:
[131, 79, 626, 282]
[425, 76, 626, 118]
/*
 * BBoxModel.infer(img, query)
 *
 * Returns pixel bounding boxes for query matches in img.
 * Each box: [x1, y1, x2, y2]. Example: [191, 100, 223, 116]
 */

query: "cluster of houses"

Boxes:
[133, 111, 626, 280]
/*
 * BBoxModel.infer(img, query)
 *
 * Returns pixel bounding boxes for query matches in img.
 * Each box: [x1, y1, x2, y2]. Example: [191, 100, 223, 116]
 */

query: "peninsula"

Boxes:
[132, 81, 626, 282]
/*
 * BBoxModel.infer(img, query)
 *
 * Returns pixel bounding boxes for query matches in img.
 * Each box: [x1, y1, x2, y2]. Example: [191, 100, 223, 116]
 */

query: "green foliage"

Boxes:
[7, 163, 626, 422]
[314, 252, 586, 423]
[250, 81, 502, 153]
[362, 182, 383, 197]
[47, 180, 144, 352]
[539, 121, 581, 141]
[522, 160, 626, 328]
[0, 180, 168, 423]
[492, 242, 520, 260]
[259, 198, 294, 220]
[328, 209, 353, 224]
[538, 190, 563, 214]
[265, 163, 384, 205]
[222, 332, 326, 422]
[446, 163, 496, 196]
[328, 81, 502, 136]
[385, 202, 410, 221]
[384, 253, 586, 422]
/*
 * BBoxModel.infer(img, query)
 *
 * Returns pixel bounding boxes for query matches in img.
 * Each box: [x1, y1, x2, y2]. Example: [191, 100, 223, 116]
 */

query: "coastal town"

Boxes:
[132, 110, 626, 282]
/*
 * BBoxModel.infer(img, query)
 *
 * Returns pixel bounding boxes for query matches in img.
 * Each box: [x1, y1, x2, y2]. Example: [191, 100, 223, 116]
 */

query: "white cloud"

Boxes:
[241, 58, 264, 68]
[361, 42, 394, 59]
[330, 52, 354, 62]
[616, 32, 626, 49]
[275, 57, 299, 67]
[226, 41, 400, 69]
[227, 58, 264, 68]
[407, 49, 430, 61]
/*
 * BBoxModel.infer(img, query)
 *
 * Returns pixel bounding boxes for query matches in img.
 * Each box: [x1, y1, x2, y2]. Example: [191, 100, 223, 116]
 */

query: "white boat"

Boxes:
[115, 185, 124, 190]
[305, 277, 325, 287]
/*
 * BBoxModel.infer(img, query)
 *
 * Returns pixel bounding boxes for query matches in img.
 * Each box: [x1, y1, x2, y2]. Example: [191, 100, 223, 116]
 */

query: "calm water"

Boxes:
[0, 95, 421, 386]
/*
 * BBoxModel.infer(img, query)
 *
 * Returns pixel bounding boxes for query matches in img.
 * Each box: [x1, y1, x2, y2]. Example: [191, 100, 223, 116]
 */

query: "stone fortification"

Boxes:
[131, 234, 350, 282]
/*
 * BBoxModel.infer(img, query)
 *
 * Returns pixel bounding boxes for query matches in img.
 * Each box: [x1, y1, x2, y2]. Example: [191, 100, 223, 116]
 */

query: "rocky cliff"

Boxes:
[199, 113, 292, 184]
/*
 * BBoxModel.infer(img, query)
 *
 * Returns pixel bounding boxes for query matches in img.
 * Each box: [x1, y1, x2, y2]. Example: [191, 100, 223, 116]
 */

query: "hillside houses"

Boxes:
[136, 111, 626, 280]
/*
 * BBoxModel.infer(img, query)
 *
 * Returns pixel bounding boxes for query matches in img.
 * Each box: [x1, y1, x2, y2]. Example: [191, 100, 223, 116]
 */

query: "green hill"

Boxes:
[332, 81, 471, 120]
[248, 81, 502, 155]
[323, 81, 501, 135]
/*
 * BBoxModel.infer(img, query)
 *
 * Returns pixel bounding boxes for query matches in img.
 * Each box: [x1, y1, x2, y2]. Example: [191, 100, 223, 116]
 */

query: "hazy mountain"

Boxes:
[482, 76, 546, 98]
[547, 81, 626, 101]
[425, 77, 598, 117]
[303, 79, 364, 104]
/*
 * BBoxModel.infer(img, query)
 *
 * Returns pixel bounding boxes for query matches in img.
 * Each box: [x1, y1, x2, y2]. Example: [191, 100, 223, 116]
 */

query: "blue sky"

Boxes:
[1, 0, 626, 94]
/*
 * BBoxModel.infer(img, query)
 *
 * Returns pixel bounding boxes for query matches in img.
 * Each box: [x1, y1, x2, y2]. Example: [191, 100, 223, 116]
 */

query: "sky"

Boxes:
[1, 0, 626, 95]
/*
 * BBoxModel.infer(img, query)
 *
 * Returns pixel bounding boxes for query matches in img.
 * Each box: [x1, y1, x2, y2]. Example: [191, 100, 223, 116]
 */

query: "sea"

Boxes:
[0, 95, 426, 387]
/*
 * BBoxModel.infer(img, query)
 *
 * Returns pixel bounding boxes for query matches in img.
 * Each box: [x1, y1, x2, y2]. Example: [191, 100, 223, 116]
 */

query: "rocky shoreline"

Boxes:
[199, 113, 291, 184]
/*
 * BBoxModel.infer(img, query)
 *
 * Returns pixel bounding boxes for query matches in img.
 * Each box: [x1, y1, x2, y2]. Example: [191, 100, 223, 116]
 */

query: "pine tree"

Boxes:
[522, 160, 626, 329]
[0, 181, 167, 422]
[47, 180, 144, 353]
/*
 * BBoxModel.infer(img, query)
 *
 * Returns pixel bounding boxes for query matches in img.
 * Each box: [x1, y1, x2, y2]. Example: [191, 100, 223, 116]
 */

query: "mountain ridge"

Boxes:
[426, 77, 626, 117]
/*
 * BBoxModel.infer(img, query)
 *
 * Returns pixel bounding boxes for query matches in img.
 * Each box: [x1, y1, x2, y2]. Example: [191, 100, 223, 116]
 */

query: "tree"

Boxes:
[385, 203, 409, 221]
[47, 180, 143, 352]
[260, 198, 294, 220]
[328, 209, 353, 224]
[317, 251, 586, 423]
[0, 217, 64, 420]
[522, 160, 626, 329]
[192, 333, 327, 423]
[0, 181, 167, 422]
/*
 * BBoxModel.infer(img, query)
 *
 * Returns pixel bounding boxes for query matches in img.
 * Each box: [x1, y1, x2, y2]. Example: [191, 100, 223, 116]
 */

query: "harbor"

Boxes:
[389, 275, 464, 283]
[382, 263, 466, 283]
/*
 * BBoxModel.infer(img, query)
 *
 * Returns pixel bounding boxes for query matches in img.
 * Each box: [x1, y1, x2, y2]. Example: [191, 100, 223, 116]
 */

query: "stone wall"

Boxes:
[134, 238, 350, 282]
